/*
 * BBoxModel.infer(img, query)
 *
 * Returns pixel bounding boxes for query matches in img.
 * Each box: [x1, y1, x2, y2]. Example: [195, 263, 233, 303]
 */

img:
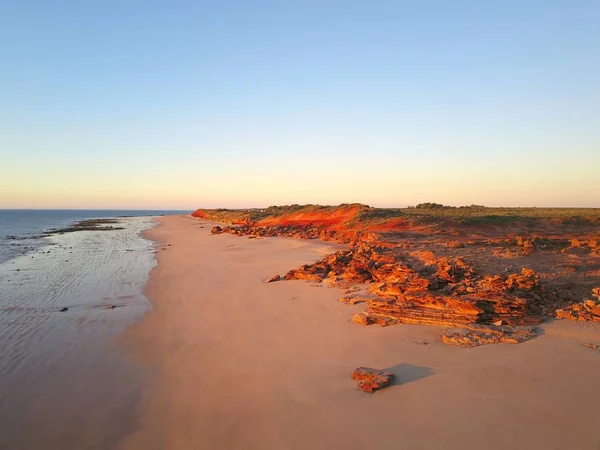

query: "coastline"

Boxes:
[119, 215, 600, 450]
[0, 216, 157, 450]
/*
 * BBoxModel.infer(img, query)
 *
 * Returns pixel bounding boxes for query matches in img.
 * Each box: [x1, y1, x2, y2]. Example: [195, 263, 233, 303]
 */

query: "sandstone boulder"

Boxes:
[352, 367, 395, 393]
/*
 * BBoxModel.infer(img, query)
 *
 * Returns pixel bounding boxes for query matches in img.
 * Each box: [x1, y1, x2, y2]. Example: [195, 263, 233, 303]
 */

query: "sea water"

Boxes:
[0, 210, 183, 449]
[0, 209, 180, 263]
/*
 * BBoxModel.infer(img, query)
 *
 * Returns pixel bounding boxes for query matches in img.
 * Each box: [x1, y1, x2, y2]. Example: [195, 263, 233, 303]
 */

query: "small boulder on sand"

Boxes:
[352, 367, 395, 393]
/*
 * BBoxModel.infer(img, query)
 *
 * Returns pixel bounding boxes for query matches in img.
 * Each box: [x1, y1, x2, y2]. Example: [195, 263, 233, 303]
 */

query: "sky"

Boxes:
[0, 0, 598, 209]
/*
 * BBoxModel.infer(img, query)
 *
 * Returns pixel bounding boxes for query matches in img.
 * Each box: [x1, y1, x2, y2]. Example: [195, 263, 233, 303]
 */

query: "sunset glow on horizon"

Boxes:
[1, 1, 598, 209]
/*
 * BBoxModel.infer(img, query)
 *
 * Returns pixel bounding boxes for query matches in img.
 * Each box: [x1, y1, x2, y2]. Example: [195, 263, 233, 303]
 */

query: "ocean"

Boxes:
[0, 209, 187, 449]
[0, 209, 185, 263]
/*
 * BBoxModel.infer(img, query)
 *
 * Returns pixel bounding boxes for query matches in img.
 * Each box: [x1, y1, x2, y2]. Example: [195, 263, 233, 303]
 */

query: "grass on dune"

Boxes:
[196, 203, 600, 227]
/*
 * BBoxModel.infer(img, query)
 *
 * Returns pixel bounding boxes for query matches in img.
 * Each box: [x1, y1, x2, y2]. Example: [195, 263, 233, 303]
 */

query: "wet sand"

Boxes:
[120, 215, 600, 450]
[0, 217, 155, 450]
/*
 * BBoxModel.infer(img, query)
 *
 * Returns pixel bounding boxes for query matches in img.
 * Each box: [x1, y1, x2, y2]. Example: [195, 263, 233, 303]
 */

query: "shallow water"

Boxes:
[0, 209, 183, 264]
[0, 216, 157, 449]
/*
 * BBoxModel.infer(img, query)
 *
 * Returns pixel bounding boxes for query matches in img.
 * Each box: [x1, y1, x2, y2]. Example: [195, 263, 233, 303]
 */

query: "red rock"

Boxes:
[264, 274, 281, 283]
[505, 268, 540, 292]
[555, 294, 600, 323]
[570, 238, 582, 248]
[339, 296, 372, 305]
[199, 205, 600, 340]
[282, 243, 545, 330]
[352, 367, 395, 393]
[436, 257, 476, 283]
[442, 326, 538, 347]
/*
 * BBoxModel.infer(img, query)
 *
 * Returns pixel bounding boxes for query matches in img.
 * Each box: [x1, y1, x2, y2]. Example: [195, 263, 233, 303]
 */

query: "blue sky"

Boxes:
[1, 1, 598, 208]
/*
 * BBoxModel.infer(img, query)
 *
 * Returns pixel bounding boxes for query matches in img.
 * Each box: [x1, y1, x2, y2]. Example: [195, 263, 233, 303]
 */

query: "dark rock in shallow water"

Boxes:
[59, 307, 69, 312]
[47, 218, 125, 235]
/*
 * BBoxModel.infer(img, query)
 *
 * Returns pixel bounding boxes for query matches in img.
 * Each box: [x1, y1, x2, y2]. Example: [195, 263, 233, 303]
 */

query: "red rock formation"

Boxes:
[352, 367, 395, 393]
[435, 257, 476, 283]
[195, 204, 600, 342]
[447, 240, 464, 249]
[442, 326, 538, 347]
[555, 287, 600, 322]
[286, 244, 543, 328]
[339, 296, 375, 305]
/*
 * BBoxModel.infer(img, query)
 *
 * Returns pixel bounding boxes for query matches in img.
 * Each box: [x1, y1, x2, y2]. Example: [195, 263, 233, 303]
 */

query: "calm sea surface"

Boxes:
[0, 209, 186, 263]
[0, 209, 187, 449]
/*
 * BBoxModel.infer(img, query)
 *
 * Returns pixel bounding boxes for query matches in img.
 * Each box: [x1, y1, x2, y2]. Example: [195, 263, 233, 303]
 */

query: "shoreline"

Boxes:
[119, 215, 600, 450]
[0, 210, 182, 265]
[0, 216, 156, 450]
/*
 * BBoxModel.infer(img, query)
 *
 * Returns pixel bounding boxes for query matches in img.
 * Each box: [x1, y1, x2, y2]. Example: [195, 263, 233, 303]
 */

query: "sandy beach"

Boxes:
[120, 215, 600, 450]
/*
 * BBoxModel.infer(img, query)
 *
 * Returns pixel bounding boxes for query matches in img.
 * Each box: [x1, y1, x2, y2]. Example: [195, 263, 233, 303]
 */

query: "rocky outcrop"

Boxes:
[352, 367, 395, 393]
[286, 243, 544, 328]
[196, 204, 600, 343]
[441, 326, 538, 347]
[555, 287, 600, 322]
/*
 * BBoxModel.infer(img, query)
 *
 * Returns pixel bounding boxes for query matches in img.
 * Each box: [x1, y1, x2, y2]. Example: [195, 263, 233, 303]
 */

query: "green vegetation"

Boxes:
[195, 203, 600, 228]
[411, 202, 447, 209]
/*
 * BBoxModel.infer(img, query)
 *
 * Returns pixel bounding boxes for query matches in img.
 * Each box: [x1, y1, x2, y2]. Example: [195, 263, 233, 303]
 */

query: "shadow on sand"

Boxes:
[383, 363, 435, 386]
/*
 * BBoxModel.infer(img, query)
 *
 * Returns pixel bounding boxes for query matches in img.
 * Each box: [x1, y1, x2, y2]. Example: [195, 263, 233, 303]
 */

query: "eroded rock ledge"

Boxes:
[555, 288, 600, 322]
[199, 204, 600, 346]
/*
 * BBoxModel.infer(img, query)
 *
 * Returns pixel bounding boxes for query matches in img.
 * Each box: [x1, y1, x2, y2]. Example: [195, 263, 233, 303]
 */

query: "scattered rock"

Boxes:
[352, 367, 395, 393]
[264, 274, 281, 283]
[59, 307, 69, 312]
[442, 326, 538, 347]
[556, 298, 600, 323]
[339, 296, 372, 305]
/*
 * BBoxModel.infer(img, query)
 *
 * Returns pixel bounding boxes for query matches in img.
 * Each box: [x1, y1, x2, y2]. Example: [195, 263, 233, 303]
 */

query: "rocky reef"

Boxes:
[196, 204, 600, 346]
